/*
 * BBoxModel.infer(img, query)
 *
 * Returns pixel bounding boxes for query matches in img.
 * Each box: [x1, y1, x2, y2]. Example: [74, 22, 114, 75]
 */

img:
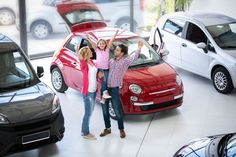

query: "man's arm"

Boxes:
[124, 41, 143, 66]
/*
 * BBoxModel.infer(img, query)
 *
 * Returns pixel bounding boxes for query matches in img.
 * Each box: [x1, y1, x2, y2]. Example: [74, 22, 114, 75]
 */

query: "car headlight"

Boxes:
[0, 114, 9, 124]
[52, 95, 61, 114]
[176, 74, 182, 86]
[129, 84, 142, 94]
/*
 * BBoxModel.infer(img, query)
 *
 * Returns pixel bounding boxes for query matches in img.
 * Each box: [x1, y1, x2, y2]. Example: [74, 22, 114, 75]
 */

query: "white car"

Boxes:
[149, 12, 236, 94]
[0, 0, 17, 25]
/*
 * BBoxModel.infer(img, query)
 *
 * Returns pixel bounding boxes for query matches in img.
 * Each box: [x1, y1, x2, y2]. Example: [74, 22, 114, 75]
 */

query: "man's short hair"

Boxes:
[118, 44, 128, 56]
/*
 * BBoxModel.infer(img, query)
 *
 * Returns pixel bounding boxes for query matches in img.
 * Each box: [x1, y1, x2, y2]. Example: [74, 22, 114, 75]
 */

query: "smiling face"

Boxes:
[114, 45, 123, 58]
[97, 39, 107, 50]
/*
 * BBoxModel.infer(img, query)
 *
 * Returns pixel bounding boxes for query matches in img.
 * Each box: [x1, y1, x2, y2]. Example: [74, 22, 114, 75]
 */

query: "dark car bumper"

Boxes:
[0, 110, 65, 156]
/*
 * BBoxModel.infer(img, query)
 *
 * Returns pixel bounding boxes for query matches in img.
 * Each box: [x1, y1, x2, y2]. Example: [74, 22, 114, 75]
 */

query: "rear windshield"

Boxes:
[65, 9, 103, 25]
[0, 44, 38, 92]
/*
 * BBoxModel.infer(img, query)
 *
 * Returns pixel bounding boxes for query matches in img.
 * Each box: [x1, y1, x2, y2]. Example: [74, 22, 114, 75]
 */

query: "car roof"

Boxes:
[167, 11, 236, 26]
[74, 27, 139, 41]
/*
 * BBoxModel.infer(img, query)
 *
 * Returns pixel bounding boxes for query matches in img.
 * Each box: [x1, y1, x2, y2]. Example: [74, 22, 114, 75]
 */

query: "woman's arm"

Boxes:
[107, 29, 119, 49]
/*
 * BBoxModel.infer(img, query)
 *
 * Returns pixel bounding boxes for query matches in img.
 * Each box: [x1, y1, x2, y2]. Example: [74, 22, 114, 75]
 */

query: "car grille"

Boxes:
[0, 112, 59, 132]
[140, 97, 183, 111]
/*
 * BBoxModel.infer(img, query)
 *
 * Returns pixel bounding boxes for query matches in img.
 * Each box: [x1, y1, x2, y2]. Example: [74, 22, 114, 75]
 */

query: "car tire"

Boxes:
[0, 8, 15, 25]
[31, 20, 52, 39]
[212, 67, 233, 94]
[116, 18, 137, 32]
[51, 67, 68, 93]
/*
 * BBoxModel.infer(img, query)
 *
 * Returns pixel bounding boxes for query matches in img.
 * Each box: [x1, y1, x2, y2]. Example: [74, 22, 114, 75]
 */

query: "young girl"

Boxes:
[77, 46, 98, 140]
[86, 29, 119, 104]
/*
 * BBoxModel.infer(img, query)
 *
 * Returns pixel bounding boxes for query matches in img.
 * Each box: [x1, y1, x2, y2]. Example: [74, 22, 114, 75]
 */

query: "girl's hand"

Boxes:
[98, 71, 104, 79]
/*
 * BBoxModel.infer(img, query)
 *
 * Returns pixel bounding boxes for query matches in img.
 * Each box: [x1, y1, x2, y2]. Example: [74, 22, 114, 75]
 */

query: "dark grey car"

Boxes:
[0, 34, 65, 156]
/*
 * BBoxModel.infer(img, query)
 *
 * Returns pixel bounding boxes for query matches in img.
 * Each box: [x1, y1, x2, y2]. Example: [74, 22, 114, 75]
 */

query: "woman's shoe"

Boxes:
[100, 128, 111, 137]
[83, 133, 97, 140]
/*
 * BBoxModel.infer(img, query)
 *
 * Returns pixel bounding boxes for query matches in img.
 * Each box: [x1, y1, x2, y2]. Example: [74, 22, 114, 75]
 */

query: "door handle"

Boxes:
[181, 43, 187, 47]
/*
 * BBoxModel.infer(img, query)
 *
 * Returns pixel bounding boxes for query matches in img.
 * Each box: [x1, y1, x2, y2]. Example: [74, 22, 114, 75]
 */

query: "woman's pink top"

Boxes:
[95, 48, 109, 70]
[79, 59, 97, 96]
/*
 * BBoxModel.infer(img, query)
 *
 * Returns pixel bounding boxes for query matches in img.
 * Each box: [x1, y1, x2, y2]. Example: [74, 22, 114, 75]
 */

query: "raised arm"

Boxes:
[107, 29, 119, 49]
[85, 34, 97, 50]
[124, 41, 144, 66]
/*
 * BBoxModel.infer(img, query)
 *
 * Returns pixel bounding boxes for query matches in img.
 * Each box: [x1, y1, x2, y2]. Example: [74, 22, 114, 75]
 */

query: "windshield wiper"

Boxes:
[221, 46, 236, 49]
[131, 61, 159, 68]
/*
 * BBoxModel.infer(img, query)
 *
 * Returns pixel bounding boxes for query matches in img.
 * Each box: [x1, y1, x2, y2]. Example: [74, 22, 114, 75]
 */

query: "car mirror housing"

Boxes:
[160, 49, 169, 61]
[37, 66, 44, 78]
[197, 42, 208, 53]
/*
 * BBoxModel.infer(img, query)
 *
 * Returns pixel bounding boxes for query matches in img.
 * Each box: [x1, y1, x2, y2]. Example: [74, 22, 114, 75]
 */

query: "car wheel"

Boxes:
[31, 20, 52, 39]
[116, 18, 137, 32]
[51, 67, 68, 93]
[108, 101, 117, 120]
[0, 9, 15, 25]
[212, 67, 233, 94]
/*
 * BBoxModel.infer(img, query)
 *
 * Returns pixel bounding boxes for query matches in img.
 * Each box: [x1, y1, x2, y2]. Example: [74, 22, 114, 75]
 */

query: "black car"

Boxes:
[173, 133, 236, 157]
[0, 34, 65, 156]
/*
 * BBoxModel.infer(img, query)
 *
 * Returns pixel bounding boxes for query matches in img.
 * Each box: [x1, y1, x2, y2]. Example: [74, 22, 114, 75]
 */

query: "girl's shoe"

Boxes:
[102, 90, 111, 99]
[100, 98, 105, 104]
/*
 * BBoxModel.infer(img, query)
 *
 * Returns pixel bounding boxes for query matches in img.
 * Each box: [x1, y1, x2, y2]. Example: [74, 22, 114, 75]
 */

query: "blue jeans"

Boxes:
[81, 92, 96, 136]
[98, 69, 109, 98]
[102, 87, 124, 130]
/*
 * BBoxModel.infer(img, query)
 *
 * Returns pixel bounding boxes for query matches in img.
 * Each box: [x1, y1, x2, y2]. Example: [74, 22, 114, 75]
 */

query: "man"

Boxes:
[100, 41, 144, 138]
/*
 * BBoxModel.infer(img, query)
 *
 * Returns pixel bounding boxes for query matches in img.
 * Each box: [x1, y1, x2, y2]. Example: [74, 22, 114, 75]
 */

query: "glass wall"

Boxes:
[0, 0, 183, 57]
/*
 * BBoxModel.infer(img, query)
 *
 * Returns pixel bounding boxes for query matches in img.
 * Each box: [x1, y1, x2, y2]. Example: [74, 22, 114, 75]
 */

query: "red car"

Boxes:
[50, 1, 184, 119]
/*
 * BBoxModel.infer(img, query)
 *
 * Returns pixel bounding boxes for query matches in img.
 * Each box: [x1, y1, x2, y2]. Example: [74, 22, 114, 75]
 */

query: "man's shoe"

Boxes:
[120, 129, 126, 138]
[100, 128, 111, 137]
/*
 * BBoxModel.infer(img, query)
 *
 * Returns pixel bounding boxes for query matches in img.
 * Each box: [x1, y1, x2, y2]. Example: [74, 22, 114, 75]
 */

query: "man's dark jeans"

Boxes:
[101, 87, 124, 130]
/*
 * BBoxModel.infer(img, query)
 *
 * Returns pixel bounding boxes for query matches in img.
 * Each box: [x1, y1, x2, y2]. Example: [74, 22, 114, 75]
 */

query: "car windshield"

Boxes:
[0, 46, 37, 92]
[206, 22, 236, 49]
[111, 37, 161, 68]
[226, 134, 236, 156]
[65, 9, 103, 25]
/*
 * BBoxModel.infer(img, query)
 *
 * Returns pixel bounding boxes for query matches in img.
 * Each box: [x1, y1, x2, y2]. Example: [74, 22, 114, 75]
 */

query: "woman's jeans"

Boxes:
[98, 69, 109, 98]
[81, 92, 96, 136]
[102, 87, 124, 130]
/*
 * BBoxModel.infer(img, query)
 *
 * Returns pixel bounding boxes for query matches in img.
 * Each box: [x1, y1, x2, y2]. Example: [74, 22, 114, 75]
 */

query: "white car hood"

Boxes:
[225, 49, 236, 59]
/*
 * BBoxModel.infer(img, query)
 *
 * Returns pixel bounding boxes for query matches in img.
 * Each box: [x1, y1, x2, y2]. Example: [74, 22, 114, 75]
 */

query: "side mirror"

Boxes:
[37, 66, 44, 78]
[197, 42, 208, 53]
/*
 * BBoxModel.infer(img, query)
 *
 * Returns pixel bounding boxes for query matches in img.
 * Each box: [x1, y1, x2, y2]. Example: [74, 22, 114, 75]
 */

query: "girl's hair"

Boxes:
[78, 46, 90, 62]
[97, 39, 107, 50]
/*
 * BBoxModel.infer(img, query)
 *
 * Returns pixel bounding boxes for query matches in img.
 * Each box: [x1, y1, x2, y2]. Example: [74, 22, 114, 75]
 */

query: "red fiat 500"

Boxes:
[50, 1, 184, 118]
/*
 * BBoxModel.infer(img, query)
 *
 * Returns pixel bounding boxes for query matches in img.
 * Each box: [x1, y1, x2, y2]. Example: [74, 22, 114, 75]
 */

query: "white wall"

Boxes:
[190, 0, 236, 19]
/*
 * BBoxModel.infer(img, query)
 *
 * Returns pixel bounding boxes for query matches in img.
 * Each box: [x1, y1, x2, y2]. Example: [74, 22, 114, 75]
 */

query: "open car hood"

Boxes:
[56, 1, 107, 32]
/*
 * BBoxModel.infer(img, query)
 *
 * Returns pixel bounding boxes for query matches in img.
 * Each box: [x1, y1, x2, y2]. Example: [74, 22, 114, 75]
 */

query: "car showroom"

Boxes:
[0, 0, 236, 157]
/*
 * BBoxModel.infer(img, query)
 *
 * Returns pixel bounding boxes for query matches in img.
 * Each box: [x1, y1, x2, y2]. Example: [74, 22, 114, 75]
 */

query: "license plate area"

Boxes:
[22, 130, 50, 145]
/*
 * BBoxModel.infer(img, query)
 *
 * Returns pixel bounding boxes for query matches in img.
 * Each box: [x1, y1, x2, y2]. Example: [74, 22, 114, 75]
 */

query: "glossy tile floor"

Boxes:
[7, 57, 236, 157]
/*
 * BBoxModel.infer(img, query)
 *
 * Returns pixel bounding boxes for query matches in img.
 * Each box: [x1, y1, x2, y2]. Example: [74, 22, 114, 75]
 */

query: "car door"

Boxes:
[63, 36, 84, 91]
[181, 22, 211, 77]
[161, 18, 186, 66]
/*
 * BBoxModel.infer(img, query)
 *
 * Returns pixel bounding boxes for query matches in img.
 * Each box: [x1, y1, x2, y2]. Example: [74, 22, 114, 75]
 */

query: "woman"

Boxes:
[77, 46, 99, 140]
